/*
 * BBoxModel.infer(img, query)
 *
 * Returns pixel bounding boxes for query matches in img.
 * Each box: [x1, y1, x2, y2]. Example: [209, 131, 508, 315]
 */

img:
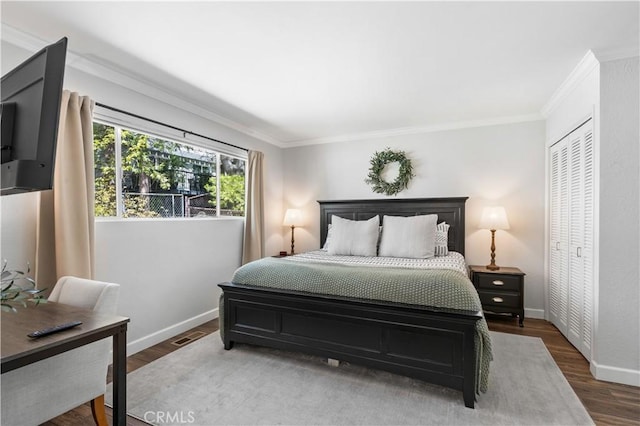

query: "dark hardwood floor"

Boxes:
[44, 316, 639, 426]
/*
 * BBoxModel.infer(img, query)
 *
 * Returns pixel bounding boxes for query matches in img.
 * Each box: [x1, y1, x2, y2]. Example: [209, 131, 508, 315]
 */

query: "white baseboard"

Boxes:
[126, 308, 219, 355]
[525, 308, 545, 320]
[591, 359, 640, 387]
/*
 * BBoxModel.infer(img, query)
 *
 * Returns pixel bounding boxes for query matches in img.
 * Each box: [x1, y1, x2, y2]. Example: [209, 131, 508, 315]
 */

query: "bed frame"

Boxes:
[218, 197, 482, 408]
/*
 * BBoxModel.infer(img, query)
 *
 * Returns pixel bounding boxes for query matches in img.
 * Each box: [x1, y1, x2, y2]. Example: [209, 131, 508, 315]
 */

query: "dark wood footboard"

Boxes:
[219, 282, 483, 408]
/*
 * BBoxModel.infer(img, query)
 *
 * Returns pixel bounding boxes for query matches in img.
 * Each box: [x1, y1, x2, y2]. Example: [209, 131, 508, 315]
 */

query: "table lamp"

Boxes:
[283, 209, 303, 254]
[479, 206, 510, 271]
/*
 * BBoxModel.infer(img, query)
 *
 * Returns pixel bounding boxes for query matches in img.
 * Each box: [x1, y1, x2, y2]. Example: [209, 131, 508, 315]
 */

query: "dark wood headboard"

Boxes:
[318, 197, 468, 256]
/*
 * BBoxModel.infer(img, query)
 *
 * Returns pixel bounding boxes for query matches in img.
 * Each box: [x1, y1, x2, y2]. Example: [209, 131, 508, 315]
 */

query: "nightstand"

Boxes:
[469, 265, 525, 327]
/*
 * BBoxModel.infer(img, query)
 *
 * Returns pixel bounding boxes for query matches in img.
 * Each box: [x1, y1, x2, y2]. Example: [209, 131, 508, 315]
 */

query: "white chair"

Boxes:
[1, 276, 120, 426]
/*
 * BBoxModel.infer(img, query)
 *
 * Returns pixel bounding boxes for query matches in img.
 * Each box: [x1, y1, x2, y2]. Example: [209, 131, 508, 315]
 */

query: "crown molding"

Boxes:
[71, 55, 284, 147]
[540, 50, 600, 118]
[1, 24, 284, 147]
[282, 113, 544, 148]
[539, 45, 639, 118]
[1, 24, 45, 52]
[592, 46, 640, 62]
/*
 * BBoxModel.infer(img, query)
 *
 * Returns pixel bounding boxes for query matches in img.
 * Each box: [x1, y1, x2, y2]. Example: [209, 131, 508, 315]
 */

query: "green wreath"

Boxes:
[364, 148, 414, 196]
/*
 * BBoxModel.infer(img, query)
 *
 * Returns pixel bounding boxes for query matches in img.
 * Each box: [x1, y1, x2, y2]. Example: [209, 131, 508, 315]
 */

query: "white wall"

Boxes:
[283, 120, 547, 316]
[95, 218, 243, 353]
[1, 40, 285, 353]
[0, 192, 39, 271]
[596, 56, 639, 384]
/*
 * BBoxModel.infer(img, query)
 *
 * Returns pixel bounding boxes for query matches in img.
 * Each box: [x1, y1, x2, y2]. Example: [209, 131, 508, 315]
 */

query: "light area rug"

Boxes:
[107, 331, 593, 425]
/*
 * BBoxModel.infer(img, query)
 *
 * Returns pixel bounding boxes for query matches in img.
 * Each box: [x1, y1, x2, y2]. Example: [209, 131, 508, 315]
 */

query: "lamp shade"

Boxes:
[283, 209, 303, 227]
[479, 206, 510, 230]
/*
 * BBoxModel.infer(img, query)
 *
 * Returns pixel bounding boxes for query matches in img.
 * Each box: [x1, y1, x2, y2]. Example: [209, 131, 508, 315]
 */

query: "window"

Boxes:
[94, 122, 246, 218]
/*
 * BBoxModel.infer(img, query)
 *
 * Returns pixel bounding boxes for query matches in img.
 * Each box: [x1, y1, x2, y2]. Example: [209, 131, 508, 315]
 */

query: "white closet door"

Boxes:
[580, 121, 594, 360]
[549, 137, 569, 334]
[568, 130, 585, 350]
[548, 119, 594, 362]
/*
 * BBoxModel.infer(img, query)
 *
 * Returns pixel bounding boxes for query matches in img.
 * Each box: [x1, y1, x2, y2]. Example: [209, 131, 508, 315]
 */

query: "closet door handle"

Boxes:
[492, 297, 504, 303]
[577, 247, 582, 258]
[492, 280, 504, 286]
[556, 242, 560, 250]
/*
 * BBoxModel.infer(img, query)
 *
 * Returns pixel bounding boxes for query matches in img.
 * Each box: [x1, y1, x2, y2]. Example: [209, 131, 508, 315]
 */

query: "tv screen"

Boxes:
[1, 37, 67, 196]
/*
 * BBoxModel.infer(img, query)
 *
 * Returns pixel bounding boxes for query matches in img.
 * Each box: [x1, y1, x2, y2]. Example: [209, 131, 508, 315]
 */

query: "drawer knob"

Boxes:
[492, 297, 504, 303]
[492, 280, 504, 286]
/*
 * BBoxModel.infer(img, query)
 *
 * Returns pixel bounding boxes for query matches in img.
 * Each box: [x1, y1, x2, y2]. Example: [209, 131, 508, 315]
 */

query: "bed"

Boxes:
[218, 197, 490, 408]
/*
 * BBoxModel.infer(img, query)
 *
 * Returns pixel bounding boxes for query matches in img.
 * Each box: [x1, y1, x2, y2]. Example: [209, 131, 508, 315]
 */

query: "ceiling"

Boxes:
[1, 1, 638, 147]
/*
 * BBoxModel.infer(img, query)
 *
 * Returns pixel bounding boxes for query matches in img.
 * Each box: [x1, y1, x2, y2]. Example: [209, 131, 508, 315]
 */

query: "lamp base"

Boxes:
[290, 225, 295, 255]
[486, 229, 500, 271]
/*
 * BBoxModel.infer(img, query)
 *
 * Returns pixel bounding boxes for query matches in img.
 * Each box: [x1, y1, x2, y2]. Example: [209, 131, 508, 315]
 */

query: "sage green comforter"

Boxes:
[221, 257, 493, 393]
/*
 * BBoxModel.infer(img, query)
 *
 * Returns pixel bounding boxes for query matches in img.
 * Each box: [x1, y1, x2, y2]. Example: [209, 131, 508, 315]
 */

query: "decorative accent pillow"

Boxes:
[327, 215, 380, 256]
[378, 214, 437, 258]
[435, 222, 450, 256]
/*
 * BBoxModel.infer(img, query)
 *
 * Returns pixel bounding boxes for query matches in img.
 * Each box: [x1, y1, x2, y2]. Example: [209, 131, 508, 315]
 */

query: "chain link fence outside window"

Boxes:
[122, 193, 185, 218]
[121, 193, 244, 218]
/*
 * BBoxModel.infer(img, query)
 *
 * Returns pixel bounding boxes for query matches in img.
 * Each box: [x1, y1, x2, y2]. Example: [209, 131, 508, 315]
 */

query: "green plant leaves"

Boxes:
[0, 261, 47, 312]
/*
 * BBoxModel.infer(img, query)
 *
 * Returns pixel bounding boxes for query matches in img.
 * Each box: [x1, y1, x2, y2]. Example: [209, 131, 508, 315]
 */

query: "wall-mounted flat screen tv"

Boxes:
[1, 37, 67, 196]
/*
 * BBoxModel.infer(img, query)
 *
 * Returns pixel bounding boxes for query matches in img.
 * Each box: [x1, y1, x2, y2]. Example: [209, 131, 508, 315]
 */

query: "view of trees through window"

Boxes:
[94, 122, 246, 218]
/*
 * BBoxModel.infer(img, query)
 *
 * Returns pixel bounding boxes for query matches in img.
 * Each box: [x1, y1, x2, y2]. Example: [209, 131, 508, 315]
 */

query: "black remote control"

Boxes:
[27, 321, 83, 338]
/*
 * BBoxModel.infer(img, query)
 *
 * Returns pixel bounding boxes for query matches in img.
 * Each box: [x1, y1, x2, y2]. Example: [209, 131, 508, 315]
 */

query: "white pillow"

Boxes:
[324, 223, 383, 250]
[435, 222, 450, 256]
[379, 214, 437, 258]
[327, 215, 380, 256]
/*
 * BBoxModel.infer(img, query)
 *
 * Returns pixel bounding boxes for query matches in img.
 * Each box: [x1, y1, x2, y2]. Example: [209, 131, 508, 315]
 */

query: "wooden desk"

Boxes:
[1, 302, 130, 425]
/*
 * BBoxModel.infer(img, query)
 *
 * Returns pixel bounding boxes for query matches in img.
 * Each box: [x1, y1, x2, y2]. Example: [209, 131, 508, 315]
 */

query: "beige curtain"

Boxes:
[35, 91, 95, 287]
[242, 150, 264, 264]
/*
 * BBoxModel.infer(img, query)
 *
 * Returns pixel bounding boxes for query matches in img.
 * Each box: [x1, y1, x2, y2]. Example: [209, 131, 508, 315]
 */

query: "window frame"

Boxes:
[93, 109, 247, 220]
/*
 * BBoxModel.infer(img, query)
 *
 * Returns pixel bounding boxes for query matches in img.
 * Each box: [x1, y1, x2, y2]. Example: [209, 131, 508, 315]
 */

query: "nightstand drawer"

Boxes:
[476, 274, 521, 292]
[470, 265, 525, 326]
[478, 290, 520, 309]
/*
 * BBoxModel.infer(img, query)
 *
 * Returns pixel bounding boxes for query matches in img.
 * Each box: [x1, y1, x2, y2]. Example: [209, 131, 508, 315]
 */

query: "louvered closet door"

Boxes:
[569, 120, 594, 361]
[568, 130, 585, 351]
[549, 138, 569, 335]
[548, 119, 594, 362]
[581, 124, 594, 360]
